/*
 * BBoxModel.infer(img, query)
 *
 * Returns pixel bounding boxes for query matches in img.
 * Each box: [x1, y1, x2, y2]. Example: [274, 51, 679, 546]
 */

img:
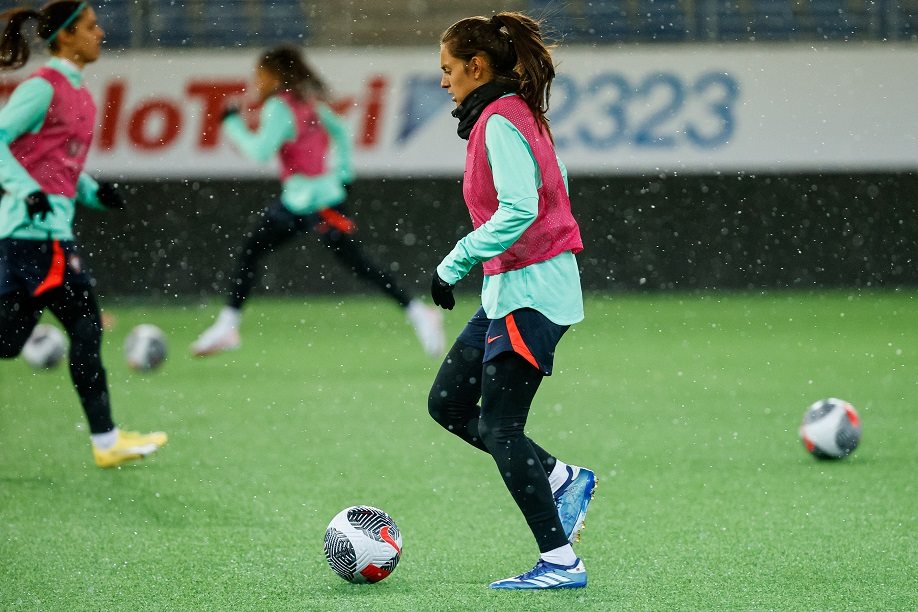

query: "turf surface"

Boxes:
[1, 292, 916, 610]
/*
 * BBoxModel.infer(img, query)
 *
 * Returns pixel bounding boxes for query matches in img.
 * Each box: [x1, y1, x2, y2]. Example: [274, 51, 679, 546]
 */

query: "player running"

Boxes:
[0, 1, 167, 468]
[191, 45, 445, 358]
[427, 12, 596, 589]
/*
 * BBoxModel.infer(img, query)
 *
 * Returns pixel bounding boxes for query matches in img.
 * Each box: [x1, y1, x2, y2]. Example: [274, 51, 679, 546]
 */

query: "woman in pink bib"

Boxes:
[190, 45, 445, 359]
[426, 12, 596, 589]
[0, 2, 167, 468]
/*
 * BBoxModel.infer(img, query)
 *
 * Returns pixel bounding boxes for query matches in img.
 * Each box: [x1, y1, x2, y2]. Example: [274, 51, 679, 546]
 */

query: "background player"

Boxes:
[191, 45, 445, 358]
[0, 1, 167, 467]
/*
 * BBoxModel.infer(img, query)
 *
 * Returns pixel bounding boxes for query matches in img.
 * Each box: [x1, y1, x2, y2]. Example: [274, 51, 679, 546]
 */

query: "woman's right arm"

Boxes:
[0, 77, 52, 197]
[221, 96, 295, 163]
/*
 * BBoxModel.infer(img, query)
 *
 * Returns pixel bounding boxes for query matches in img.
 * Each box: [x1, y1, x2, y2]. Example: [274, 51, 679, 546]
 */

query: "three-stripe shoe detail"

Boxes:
[526, 572, 577, 588]
[488, 558, 587, 590]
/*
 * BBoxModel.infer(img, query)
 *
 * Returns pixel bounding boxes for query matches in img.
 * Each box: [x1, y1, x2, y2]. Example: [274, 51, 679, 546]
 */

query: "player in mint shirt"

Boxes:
[427, 12, 596, 590]
[191, 45, 444, 358]
[0, 1, 167, 468]
[0, 57, 108, 239]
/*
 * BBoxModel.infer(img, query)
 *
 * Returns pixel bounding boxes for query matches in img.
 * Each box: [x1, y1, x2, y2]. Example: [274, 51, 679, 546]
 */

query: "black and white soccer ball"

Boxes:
[124, 324, 167, 371]
[799, 398, 862, 459]
[324, 505, 402, 584]
[21, 324, 68, 369]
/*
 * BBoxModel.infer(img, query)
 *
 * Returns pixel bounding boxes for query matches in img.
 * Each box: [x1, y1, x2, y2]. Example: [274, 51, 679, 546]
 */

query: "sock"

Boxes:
[548, 461, 576, 495]
[217, 306, 241, 329]
[540, 544, 578, 567]
[406, 298, 425, 315]
[91, 427, 119, 450]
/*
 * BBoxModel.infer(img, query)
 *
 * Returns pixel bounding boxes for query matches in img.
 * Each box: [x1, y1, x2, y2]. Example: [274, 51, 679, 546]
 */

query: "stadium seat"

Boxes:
[881, 0, 918, 40]
[143, 0, 309, 48]
[531, 0, 643, 43]
[579, 0, 633, 42]
[146, 0, 195, 47]
[264, 0, 311, 43]
[198, 1, 249, 47]
[803, 0, 871, 40]
[715, 0, 796, 41]
[634, 0, 691, 42]
[93, 0, 133, 49]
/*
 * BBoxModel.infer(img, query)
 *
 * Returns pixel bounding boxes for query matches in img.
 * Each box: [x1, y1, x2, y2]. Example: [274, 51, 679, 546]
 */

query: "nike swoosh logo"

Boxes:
[487, 335, 503, 344]
[380, 525, 401, 553]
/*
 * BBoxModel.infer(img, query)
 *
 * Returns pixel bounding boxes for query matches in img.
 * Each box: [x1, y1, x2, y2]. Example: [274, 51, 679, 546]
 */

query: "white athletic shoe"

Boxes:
[406, 300, 445, 357]
[190, 309, 241, 357]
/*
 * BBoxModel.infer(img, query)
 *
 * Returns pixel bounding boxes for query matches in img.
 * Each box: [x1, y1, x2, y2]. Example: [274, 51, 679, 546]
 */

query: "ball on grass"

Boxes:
[124, 324, 167, 371]
[799, 398, 861, 459]
[21, 324, 67, 369]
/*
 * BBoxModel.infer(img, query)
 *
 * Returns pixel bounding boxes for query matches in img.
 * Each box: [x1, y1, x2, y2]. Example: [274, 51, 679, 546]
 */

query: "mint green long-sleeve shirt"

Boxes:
[222, 96, 353, 215]
[0, 58, 105, 241]
[437, 113, 584, 326]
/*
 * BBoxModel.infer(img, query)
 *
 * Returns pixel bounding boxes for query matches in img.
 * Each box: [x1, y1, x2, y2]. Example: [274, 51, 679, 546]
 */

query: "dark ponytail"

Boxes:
[1, 1, 89, 70]
[0, 8, 41, 69]
[259, 44, 329, 102]
[441, 11, 556, 135]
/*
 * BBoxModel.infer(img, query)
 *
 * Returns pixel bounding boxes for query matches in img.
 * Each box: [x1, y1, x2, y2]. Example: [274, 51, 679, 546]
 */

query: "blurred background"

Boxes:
[5, 1, 916, 301]
[91, 0, 918, 48]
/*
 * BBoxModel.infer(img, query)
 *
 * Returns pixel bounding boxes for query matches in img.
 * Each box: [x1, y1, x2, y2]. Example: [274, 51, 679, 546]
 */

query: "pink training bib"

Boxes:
[9, 66, 95, 198]
[276, 91, 330, 180]
[462, 95, 583, 276]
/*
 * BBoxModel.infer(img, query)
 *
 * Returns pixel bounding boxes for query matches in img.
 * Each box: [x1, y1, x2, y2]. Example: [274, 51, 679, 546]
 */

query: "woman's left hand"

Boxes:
[431, 273, 455, 310]
[96, 181, 125, 210]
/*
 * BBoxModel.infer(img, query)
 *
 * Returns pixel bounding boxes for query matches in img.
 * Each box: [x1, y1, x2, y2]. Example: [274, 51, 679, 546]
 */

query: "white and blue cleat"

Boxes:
[489, 558, 587, 590]
[555, 466, 597, 544]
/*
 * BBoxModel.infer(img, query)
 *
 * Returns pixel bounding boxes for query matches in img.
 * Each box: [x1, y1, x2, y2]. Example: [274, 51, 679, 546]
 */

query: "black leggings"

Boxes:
[428, 340, 568, 553]
[0, 284, 114, 434]
[228, 202, 412, 309]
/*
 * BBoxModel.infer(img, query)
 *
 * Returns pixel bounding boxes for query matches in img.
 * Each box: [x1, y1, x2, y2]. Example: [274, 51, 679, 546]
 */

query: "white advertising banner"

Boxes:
[1, 45, 915, 177]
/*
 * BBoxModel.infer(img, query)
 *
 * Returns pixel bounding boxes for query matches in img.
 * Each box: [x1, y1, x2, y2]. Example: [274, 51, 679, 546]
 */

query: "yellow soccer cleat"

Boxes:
[93, 430, 168, 468]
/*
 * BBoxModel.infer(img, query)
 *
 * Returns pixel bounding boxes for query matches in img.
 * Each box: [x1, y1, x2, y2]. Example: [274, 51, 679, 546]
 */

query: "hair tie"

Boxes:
[47, 1, 87, 43]
[490, 15, 511, 38]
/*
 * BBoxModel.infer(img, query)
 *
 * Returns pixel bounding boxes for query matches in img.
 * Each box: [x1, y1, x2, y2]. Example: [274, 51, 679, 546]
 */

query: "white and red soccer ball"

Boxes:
[21, 324, 68, 369]
[124, 324, 167, 371]
[324, 505, 402, 584]
[799, 398, 861, 459]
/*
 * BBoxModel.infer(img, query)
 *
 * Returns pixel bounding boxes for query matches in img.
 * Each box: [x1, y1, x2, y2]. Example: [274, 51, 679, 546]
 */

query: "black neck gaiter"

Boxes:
[451, 81, 517, 140]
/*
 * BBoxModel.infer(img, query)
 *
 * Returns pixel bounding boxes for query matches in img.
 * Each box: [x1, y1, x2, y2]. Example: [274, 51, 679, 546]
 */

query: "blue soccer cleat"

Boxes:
[489, 558, 587, 590]
[555, 466, 597, 544]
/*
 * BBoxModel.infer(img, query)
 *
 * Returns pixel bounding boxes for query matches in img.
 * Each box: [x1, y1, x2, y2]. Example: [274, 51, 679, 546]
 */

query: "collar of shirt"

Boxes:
[46, 57, 84, 88]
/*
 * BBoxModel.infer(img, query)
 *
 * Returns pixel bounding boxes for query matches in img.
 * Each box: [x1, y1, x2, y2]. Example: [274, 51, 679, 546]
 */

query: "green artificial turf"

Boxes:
[1, 292, 916, 610]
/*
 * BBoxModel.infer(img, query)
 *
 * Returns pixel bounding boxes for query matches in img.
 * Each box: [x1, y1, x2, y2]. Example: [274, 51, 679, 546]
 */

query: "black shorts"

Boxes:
[265, 200, 357, 236]
[0, 238, 93, 298]
[457, 306, 569, 376]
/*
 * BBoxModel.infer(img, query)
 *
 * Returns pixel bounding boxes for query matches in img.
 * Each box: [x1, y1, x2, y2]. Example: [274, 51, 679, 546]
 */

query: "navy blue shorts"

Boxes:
[262, 200, 358, 237]
[457, 306, 569, 376]
[0, 238, 93, 298]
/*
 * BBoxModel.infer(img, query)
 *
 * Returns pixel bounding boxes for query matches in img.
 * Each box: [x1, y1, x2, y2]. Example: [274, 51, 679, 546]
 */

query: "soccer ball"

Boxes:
[124, 324, 167, 371]
[323, 505, 402, 584]
[21, 324, 67, 369]
[799, 398, 862, 459]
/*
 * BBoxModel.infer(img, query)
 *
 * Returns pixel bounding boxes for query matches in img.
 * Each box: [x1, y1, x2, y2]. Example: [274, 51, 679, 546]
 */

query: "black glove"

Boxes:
[25, 191, 52, 221]
[220, 104, 240, 122]
[431, 272, 455, 310]
[96, 181, 125, 210]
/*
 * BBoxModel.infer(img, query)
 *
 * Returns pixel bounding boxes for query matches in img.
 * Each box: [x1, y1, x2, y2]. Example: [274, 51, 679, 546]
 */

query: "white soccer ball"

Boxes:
[21, 324, 68, 369]
[799, 398, 862, 459]
[324, 505, 402, 584]
[124, 324, 167, 371]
